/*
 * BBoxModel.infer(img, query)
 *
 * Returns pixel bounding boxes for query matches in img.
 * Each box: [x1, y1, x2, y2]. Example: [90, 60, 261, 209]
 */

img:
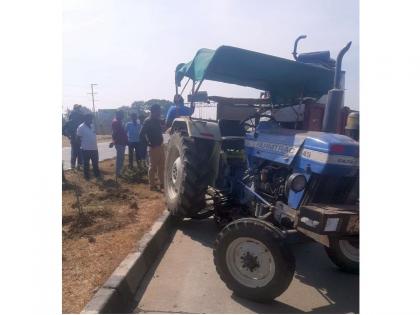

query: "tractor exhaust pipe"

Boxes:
[322, 41, 352, 133]
[334, 41, 352, 89]
[292, 35, 307, 60]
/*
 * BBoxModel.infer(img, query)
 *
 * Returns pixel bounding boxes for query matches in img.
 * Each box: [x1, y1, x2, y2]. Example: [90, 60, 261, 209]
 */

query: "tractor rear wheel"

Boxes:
[213, 218, 295, 302]
[325, 237, 359, 273]
[164, 132, 215, 219]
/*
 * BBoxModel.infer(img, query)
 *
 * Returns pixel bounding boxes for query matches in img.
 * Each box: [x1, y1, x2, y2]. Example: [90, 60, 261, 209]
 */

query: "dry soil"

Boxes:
[62, 158, 165, 313]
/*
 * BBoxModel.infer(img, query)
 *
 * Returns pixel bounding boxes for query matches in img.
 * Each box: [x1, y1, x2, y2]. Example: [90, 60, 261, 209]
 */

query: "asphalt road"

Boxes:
[132, 218, 359, 314]
[62, 142, 122, 170]
[62, 135, 170, 170]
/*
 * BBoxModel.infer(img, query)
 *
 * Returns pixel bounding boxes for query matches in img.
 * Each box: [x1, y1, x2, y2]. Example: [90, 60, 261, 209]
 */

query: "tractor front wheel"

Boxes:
[325, 237, 359, 273]
[213, 218, 295, 302]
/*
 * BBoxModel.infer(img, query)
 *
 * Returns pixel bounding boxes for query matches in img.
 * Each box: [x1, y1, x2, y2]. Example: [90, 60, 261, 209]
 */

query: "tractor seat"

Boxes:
[218, 119, 245, 150]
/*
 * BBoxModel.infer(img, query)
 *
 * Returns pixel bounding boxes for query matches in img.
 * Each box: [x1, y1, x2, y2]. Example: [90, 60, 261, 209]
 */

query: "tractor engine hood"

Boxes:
[244, 123, 359, 176]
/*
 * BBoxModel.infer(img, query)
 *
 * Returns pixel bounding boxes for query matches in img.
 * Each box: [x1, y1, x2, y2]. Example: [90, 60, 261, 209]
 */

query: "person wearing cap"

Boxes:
[139, 104, 164, 191]
[165, 94, 194, 128]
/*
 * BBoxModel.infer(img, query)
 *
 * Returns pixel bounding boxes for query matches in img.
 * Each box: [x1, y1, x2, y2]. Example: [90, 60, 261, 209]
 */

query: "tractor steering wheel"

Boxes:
[240, 113, 278, 131]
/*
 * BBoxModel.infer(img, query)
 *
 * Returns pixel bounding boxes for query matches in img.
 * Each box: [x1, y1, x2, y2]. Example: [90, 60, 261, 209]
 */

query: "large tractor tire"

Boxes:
[213, 218, 295, 302]
[325, 237, 359, 274]
[164, 132, 215, 219]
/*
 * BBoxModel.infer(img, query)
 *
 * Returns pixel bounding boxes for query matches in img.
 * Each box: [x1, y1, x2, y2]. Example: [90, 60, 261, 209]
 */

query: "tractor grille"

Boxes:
[304, 174, 359, 205]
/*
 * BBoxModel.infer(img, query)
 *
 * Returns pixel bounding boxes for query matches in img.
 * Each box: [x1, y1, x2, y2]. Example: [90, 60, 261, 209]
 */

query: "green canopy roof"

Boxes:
[175, 45, 335, 104]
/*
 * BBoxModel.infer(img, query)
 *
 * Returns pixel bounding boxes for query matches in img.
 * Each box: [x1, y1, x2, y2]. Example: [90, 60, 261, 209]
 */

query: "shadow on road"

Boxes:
[292, 242, 359, 313]
[176, 218, 359, 314]
[231, 295, 304, 314]
[177, 217, 218, 248]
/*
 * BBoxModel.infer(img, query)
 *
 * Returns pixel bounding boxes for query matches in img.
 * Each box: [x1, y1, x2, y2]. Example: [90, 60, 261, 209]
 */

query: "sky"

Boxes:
[63, 0, 359, 111]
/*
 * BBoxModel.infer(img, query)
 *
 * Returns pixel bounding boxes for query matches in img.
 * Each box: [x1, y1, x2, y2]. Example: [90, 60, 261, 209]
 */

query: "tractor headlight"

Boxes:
[287, 173, 307, 192]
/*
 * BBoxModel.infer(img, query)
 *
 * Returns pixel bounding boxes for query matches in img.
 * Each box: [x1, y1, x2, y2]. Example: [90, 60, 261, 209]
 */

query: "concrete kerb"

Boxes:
[81, 210, 175, 314]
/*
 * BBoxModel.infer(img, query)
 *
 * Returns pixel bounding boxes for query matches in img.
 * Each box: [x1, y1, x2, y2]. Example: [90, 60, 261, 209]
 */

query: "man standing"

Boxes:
[125, 112, 142, 169]
[165, 94, 194, 128]
[63, 105, 84, 169]
[76, 113, 100, 180]
[138, 113, 148, 165]
[112, 110, 128, 177]
[139, 104, 164, 191]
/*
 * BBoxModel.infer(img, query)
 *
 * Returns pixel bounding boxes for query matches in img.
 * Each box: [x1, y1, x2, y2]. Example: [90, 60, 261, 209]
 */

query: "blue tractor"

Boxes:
[164, 36, 359, 302]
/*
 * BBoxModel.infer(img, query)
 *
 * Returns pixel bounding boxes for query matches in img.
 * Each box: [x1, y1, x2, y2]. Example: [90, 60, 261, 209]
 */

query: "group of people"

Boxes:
[63, 106, 101, 180]
[110, 104, 165, 191]
[63, 95, 192, 192]
[110, 110, 146, 175]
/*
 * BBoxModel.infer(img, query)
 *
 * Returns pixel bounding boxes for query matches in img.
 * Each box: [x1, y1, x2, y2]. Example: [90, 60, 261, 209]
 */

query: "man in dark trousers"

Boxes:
[63, 105, 84, 169]
[76, 113, 100, 180]
[125, 112, 142, 168]
[139, 104, 164, 191]
[137, 113, 148, 166]
[112, 110, 128, 177]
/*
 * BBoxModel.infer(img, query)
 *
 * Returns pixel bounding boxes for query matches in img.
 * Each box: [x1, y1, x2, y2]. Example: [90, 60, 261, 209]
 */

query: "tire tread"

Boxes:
[165, 133, 215, 218]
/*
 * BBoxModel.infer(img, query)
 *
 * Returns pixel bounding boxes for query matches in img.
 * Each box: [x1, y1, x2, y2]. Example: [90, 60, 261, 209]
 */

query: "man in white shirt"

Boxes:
[76, 113, 100, 180]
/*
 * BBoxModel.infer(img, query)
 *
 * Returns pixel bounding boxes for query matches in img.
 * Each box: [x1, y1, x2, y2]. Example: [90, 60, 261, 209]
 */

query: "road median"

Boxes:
[81, 210, 174, 314]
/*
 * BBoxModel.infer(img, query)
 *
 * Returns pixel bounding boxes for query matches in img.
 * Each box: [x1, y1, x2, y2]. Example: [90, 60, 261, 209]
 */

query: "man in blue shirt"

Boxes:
[125, 112, 142, 169]
[165, 95, 194, 128]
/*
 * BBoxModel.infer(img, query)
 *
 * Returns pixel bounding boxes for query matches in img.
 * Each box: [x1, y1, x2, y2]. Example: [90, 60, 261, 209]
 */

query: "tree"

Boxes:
[63, 104, 91, 121]
[131, 99, 173, 117]
[131, 100, 146, 110]
[144, 99, 173, 116]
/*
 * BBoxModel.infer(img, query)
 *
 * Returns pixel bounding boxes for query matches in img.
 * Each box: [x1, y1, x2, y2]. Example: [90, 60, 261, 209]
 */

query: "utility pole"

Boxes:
[88, 83, 98, 131]
[88, 83, 98, 113]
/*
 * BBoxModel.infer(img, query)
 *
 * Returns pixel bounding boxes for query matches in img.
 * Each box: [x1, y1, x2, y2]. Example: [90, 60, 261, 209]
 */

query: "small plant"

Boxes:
[68, 185, 96, 233]
[73, 185, 84, 217]
[121, 164, 148, 183]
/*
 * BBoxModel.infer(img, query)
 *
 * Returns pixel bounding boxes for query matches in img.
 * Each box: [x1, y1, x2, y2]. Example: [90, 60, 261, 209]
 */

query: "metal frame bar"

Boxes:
[191, 80, 196, 108]
[180, 78, 190, 96]
[238, 180, 271, 207]
[195, 78, 204, 94]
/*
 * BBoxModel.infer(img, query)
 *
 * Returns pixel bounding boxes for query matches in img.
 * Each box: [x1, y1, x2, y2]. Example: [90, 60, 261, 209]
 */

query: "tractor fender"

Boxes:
[170, 117, 222, 141]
